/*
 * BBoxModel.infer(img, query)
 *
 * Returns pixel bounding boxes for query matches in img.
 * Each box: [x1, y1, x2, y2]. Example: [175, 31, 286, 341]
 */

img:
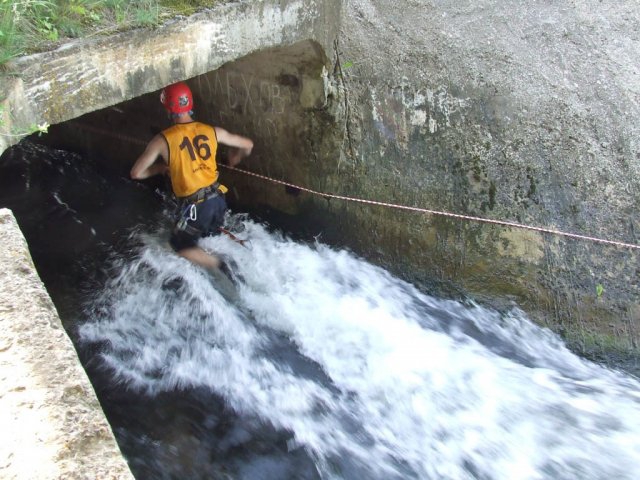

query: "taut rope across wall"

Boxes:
[72, 122, 640, 251]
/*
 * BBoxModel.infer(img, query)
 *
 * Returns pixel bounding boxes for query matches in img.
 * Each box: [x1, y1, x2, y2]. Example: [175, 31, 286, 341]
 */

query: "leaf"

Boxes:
[596, 284, 604, 298]
[70, 6, 86, 16]
[342, 60, 354, 70]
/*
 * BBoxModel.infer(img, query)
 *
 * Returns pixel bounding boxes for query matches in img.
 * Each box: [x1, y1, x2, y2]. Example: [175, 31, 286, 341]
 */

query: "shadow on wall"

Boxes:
[37, 39, 334, 216]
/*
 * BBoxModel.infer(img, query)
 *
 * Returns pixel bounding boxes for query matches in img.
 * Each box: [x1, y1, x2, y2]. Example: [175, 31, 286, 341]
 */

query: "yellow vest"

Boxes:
[161, 122, 227, 197]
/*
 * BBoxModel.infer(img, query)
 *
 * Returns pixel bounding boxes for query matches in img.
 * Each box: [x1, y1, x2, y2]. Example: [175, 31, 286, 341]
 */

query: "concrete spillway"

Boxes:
[1, 0, 639, 473]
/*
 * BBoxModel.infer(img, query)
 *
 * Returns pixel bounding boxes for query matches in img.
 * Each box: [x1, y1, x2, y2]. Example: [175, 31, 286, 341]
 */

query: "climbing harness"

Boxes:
[174, 183, 223, 231]
[71, 122, 640, 251]
[176, 203, 198, 233]
[176, 203, 197, 230]
[178, 182, 222, 205]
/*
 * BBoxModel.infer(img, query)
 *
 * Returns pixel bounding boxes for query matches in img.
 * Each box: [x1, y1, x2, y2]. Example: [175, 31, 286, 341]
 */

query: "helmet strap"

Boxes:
[168, 110, 194, 120]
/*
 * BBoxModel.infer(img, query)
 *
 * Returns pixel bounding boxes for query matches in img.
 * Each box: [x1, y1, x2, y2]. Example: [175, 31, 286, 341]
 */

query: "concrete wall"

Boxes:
[315, 0, 639, 353]
[0, 1, 343, 475]
[0, 0, 342, 155]
[0, 209, 134, 479]
[1, 0, 638, 362]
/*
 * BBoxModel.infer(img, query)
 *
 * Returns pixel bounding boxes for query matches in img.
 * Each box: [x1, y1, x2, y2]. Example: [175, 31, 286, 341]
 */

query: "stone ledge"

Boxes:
[0, 0, 341, 155]
[0, 208, 133, 480]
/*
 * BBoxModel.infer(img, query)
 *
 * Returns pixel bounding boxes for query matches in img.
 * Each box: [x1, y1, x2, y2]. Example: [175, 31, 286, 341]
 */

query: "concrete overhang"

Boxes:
[0, 0, 342, 155]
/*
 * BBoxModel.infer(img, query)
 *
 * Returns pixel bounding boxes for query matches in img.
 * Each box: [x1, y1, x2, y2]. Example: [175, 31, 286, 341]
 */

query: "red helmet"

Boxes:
[160, 82, 193, 114]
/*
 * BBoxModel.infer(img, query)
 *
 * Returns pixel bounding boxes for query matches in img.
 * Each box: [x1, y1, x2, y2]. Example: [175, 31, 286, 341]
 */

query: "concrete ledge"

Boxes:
[0, 209, 133, 479]
[0, 0, 341, 155]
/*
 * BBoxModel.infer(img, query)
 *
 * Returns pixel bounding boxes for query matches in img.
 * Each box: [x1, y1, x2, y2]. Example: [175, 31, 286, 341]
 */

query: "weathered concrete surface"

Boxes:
[0, 209, 133, 479]
[0, 0, 341, 155]
[319, 0, 640, 354]
[1, 0, 638, 364]
[45, 38, 333, 192]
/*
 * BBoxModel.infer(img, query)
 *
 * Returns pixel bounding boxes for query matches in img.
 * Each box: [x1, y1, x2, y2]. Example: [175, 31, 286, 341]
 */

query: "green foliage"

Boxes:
[134, 0, 160, 26]
[31, 121, 49, 135]
[0, 0, 216, 66]
[159, 0, 216, 16]
[596, 283, 605, 298]
[0, 98, 50, 137]
[0, 0, 22, 63]
[0, 116, 49, 140]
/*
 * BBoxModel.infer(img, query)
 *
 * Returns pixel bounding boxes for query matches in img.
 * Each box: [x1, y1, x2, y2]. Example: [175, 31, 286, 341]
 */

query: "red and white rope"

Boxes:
[221, 165, 640, 250]
[73, 122, 640, 251]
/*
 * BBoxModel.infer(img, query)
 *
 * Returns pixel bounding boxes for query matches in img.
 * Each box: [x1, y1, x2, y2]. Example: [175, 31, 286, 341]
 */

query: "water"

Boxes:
[77, 221, 640, 479]
[3, 141, 640, 479]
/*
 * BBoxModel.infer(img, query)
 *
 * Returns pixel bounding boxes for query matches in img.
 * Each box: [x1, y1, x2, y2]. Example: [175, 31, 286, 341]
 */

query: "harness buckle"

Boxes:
[180, 182, 222, 205]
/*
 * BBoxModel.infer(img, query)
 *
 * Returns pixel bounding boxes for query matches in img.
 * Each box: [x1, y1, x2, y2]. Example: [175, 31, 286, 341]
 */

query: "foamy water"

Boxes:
[79, 217, 640, 480]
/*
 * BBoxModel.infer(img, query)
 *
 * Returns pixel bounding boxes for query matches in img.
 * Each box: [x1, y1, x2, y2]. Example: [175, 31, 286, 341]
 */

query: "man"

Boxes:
[131, 81, 253, 273]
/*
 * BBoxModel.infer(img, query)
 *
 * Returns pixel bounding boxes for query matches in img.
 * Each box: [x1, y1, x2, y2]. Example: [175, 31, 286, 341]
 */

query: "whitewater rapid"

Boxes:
[79, 216, 640, 480]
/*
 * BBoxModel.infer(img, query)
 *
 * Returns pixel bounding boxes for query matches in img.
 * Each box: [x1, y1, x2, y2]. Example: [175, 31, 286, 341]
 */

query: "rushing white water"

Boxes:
[79, 216, 640, 480]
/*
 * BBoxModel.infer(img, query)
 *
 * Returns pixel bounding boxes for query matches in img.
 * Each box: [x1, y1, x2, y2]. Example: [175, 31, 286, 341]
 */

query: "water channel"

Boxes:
[2, 140, 639, 479]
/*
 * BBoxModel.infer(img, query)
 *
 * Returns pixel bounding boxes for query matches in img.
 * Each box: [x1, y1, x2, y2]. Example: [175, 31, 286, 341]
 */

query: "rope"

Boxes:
[221, 165, 640, 250]
[74, 123, 147, 146]
[71, 122, 640, 251]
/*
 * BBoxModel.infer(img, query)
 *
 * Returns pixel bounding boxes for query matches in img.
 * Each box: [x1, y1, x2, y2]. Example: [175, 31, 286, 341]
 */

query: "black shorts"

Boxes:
[170, 194, 227, 251]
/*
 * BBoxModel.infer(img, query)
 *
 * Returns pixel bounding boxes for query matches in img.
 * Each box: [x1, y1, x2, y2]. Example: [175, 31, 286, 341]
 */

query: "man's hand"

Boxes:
[227, 147, 246, 167]
[215, 127, 253, 167]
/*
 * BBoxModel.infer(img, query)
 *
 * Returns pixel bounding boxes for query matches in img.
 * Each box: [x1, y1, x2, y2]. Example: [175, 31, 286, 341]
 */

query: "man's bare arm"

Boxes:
[215, 127, 254, 167]
[130, 134, 169, 179]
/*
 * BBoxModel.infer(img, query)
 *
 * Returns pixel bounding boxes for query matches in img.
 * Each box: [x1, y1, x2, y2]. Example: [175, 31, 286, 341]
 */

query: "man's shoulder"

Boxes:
[174, 121, 216, 130]
[162, 122, 217, 140]
[196, 122, 219, 138]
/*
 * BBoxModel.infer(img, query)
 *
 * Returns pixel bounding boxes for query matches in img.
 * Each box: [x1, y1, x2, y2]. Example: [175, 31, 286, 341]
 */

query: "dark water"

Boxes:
[2, 140, 640, 480]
